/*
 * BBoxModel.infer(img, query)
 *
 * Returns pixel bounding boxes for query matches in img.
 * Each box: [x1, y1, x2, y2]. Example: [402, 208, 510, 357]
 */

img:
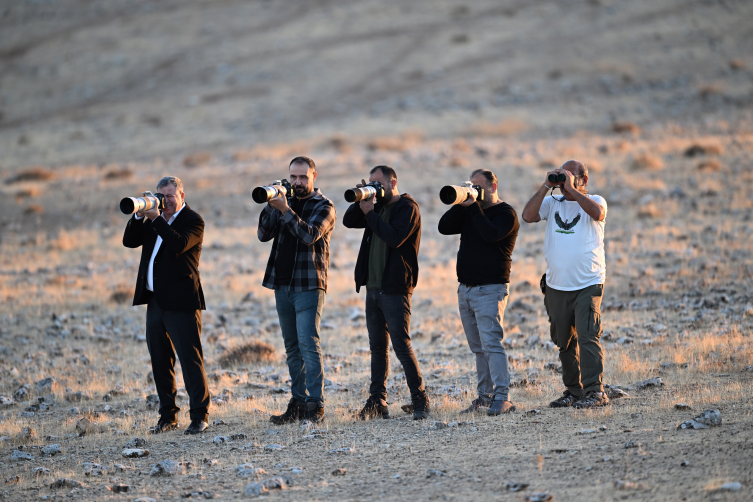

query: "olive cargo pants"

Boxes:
[544, 283, 605, 396]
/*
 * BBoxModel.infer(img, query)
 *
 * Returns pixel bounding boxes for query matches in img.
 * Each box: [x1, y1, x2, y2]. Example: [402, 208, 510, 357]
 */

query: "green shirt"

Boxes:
[366, 203, 394, 290]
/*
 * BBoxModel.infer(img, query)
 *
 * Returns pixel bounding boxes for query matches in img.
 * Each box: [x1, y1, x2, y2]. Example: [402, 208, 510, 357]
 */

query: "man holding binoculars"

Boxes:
[257, 157, 336, 424]
[343, 166, 430, 420]
[438, 169, 520, 415]
[122, 176, 211, 435]
[521, 160, 609, 409]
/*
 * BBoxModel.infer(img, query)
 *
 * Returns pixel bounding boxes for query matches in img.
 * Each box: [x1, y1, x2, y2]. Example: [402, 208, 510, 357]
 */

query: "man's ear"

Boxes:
[312, 170, 318, 183]
[491, 183, 497, 193]
[391, 178, 397, 189]
[581, 175, 588, 187]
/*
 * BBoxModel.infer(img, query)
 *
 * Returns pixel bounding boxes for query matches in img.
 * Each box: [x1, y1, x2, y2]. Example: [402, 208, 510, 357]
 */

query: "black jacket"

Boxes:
[122, 204, 206, 311]
[343, 194, 421, 295]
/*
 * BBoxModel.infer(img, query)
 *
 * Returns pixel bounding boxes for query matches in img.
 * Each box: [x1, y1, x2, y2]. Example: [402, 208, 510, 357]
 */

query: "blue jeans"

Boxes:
[458, 283, 511, 402]
[274, 287, 326, 406]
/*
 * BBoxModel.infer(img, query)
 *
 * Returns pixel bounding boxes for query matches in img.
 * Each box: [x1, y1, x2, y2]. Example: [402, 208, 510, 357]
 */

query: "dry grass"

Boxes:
[183, 152, 212, 168]
[630, 152, 664, 170]
[6, 167, 55, 184]
[612, 122, 640, 135]
[684, 143, 724, 157]
[218, 341, 278, 368]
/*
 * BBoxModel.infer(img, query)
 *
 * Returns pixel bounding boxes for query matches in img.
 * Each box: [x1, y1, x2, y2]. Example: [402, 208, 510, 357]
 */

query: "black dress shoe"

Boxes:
[149, 420, 179, 434]
[184, 419, 209, 435]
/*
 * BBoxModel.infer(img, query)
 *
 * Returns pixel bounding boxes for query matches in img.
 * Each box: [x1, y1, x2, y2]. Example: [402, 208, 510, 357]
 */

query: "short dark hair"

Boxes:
[370, 165, 396, 181]
[289, 156, 316, 172]
[470, 169, 497, 186]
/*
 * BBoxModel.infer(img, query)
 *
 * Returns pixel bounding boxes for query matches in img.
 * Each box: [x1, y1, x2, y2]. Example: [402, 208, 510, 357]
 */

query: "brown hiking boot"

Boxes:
[549, 390, 579, 408]
[573, 391, 610, 409]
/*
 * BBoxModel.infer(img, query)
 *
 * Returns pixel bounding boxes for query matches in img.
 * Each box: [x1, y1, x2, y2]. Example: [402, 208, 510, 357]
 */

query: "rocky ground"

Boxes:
[1, 0, 753, 501]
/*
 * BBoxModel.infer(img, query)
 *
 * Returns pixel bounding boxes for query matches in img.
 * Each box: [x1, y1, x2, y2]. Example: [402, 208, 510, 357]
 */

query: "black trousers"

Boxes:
[365, 290, 425, 401]
[145, 296, 210, 422]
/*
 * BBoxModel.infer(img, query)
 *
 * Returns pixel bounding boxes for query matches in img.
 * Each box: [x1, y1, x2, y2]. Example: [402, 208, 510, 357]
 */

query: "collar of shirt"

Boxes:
[165, 203, 186, 224]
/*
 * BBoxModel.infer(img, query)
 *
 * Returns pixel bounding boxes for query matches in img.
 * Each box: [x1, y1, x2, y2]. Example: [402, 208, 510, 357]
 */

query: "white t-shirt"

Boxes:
[538, 194, 607, 291]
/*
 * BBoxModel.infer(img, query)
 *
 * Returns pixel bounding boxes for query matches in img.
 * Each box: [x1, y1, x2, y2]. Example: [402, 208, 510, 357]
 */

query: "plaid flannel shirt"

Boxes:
[258, 188, 336, 292]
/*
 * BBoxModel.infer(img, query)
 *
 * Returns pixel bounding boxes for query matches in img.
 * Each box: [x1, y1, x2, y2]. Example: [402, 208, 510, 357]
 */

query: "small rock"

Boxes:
[604, 385, 629, 399]
[678, 420, 708, 430]
[125, 437, 147, 448]
[213, 419, 227, 426]
[332, 468, 347, 476]
[16, 426, 36, 442]
[135, 498, 157, 502]
[680, 461, 690, 467]
[41, 444, 62, 456]
[328, 447, 354, 454]
[122, 448, 149, 458]
[5, 475, 20, 485]
[632, 377, 663, 390]
[264, 443, 282, 451]
[577, 429, 597, 435]
[717, 482, 741, 492]
[33, 467, 50, 476]
[674, 403, 691, 410]
[212, 435, 230, 445]
[524, 493, 553, 502]
[624, 441, 639, 449]
[50, 478, 86, 489]
[150, 459, 182, 477]
[525, 409, 541, 416]
[693, 409, 721, 426]
[599, 425, 607, 431]
[429, 421, 448, 430]
[65, 391, 92, 402]
[35, 377, 56, 392]
[505, 481, 529, 491]
[76, 417, 104, 434]
[111, 483, 134, 493]
[68, 407, 80, 415]
[145, 394, 159, 410]
[0, 396, 14, 407]
[203, 458, 218, 467]
[230, 433, 247, 440]
[10, 450, 34, 461]
[244, 475, 292, 497]
[614, 479, 647, 490]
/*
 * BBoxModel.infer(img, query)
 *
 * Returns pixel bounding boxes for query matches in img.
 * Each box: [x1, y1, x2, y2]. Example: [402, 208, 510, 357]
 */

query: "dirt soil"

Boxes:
[1, 0, 753, 501]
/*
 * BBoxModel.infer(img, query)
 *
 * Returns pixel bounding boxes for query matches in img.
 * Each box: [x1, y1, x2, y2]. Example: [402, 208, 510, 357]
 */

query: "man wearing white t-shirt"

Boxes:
[521, 160, 609, 409]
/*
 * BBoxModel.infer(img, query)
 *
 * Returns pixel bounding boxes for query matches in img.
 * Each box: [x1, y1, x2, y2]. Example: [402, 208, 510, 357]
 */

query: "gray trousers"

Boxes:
[458, 283, 511, 402]
[544, 283, 605, 396]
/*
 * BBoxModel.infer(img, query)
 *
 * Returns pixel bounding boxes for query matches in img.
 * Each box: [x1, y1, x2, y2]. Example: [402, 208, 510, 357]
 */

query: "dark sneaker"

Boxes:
[573, 391, 610, 409]
[487, 400, 516, 416]
[149, 419, 179, 434]
[302, 402, 325, 423]
[270, 398, 304, 425]
[356, 397, 390, 420]
[460, 397, 490, 414]
[184, 419, 209, 435]
[412, 394, 431, 420]
[549, 390, 579, 408]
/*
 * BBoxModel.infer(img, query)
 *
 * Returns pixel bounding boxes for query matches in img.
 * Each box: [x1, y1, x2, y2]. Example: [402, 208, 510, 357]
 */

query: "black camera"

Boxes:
[439, 182, 485, 205]
[344, 181, 384, 203]
[120, 191, 166, 215]
[547, 173, 566, 184]
[252, 179, 294, 204]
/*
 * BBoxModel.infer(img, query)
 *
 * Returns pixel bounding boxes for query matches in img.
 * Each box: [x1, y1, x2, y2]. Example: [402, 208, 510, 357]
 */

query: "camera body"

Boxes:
[344, 181, 384, 203]
[120, 191, 166, 215]
[547, 173, 566, 184]
[252, 179, 294, 204]
[439, 181, 485, 205]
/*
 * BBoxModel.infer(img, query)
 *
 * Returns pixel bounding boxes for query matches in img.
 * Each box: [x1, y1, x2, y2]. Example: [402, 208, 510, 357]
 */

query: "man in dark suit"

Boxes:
[123, 176, 210, 435]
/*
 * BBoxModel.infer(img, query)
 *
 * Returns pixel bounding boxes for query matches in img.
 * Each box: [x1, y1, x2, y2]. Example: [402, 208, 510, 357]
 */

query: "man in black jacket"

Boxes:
[343, 165, 429, 420]
[438, 169, 520, 416]
[123, 176, 210, 435]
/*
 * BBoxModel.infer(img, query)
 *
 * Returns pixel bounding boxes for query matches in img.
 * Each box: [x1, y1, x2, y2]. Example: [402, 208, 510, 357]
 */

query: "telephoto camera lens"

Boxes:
[119, 192, 165, 214]
[252, 180, 293, 204]
[548, 173, 566, 184]
[344, 181, 383, 203]
[439, 182, 483, 205]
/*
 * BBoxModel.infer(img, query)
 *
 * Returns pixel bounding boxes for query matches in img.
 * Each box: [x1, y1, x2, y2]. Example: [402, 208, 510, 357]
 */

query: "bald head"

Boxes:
[561, 160, 587, 177]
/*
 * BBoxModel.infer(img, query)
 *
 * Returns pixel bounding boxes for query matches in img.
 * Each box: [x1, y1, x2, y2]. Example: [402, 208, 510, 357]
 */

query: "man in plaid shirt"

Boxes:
[257, 156, 336, 424]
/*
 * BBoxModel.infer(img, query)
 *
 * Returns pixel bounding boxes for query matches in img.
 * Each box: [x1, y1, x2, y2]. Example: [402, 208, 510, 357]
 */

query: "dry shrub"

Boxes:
[684, 143, 723, 157]
[49, 229, 76, 251]
[110, 288, 132, 304]
[697, 159, 723, 171]
[612, 122, 640, 135]
[729, 59, 745, 70]
[630, 152, 664, 171]
[232, 150, 254, 162]
[24, 204, 44, 214]
[327, 135, 351, 153]
[698, 84, 722, 99]
[218, 340, 277, 368]
[15, 187, 41, 198]
[104, 167, 133, 180]
[450, 156, 470, 168]
[183, 152, 212, 168]
[467, 119, 527, 137]
[6, 167, 55, 184]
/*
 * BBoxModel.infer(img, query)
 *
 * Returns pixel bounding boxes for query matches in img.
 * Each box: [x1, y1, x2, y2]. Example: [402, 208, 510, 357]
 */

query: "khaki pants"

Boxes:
[544, 284, 604, 396]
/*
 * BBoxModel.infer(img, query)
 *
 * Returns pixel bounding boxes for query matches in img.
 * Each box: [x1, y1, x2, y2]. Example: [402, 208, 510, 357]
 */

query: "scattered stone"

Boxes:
[577, 429, 597, 435]
[230, 433, 247, 440]
[426, 469, 446, 478]
[524, 493, 553, 502]
[429, 421, 449, 430]
[135, 498, 157, 502]
[16, 426, 36, 442]
[680, 461, 690, 467]
[213, 419, 227, 426]
[543, 362, 562, 373]
[150, 459, 183, 476]
[35, 377, 56, 392]
[332, 468, 347, 476]
[693, 409, 722, 426]
[604, 385, 629, 399]
[76, 417, 104, 434]
[33, 467, 50, 476]
[674, 403, 691, 411]
[236, 464, 266, 477]
[10, 450, 34, 461]
[41, 444, 62, 456]
[614, 480, 647, 490]
[505, 481, 529, 492]
[145, 394, 159, 410]
[212, 436, 230, 445]
[203, 458, 219, 467]
[624, 440, 639, 449]
[65, 391, 92, 402]
[5, 475, 20, 485]
[244, 475, 293, 497]
[50, 478, 86, 489]
[328, 447, 355, 455]
[68, 407, 80, 415]
[632, 377, 663, 390]
[0, 396, 13, 407]
[678, 420, 708, 430]
[717, 482, 741, 492]
[264, 444, 283, 451]
[125, 437, 147, 448]
[122, 448, 149, 458]
[525, 409, 541, 416]
[110, 483, 134, 493]
[13, 385, 30, 402]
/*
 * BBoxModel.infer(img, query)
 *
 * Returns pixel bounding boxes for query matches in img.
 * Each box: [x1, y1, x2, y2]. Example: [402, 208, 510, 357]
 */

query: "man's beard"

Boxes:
[376, 186, 394, 204]
[293, 185, 311, 197]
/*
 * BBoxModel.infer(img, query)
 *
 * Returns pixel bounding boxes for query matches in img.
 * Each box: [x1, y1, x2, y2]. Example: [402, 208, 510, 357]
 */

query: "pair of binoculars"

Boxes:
[548, 173, 566, 184]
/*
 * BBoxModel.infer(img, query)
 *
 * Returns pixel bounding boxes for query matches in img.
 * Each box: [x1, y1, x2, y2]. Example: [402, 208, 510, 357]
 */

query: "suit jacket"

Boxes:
[122, 204, 206, 311]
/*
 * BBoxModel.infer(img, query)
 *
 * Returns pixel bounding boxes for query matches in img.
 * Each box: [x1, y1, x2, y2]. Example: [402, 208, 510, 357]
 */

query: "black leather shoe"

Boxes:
[184, 419, 209, 435]
[149, 420, 179, 434]
[270, 398, 304, 425]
